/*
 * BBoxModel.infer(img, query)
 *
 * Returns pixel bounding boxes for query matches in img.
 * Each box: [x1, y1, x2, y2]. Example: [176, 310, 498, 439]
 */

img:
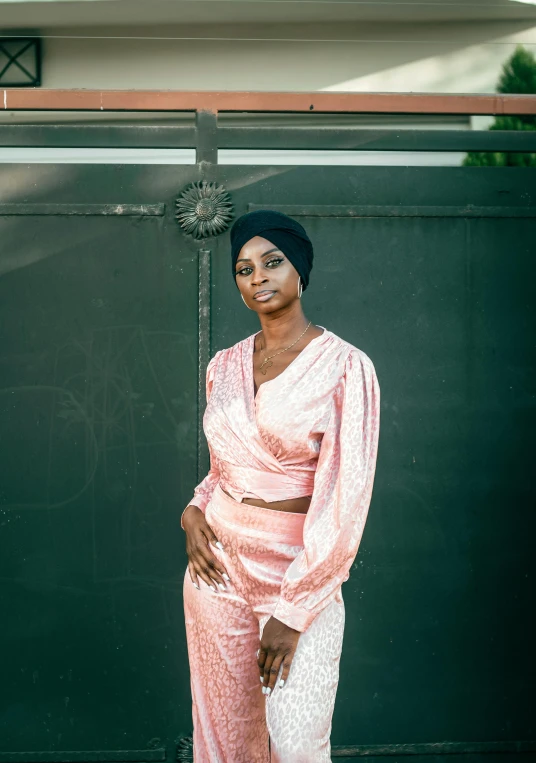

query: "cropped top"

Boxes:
[182, 327, 381, 632]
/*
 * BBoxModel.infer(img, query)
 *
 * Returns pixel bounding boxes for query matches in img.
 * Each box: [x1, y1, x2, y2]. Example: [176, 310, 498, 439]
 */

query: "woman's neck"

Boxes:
[257, 307, 310, 353]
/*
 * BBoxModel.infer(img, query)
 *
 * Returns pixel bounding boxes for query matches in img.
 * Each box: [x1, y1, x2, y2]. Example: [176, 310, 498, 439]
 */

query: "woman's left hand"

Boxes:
[258, 616, 301, 695]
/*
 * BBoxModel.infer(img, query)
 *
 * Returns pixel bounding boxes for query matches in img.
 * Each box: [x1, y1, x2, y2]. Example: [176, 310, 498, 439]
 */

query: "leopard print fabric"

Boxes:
[184, 328, 380, 633]
[183, 484, 345, 762]
[182, 328, 380, 759]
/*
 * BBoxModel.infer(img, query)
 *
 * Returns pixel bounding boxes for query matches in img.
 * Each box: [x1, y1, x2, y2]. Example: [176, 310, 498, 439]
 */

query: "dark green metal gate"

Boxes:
[0, 102, 535, 762]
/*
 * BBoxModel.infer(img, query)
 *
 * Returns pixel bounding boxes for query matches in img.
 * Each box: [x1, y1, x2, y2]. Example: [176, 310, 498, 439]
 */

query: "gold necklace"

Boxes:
[258, 321, 312, 375]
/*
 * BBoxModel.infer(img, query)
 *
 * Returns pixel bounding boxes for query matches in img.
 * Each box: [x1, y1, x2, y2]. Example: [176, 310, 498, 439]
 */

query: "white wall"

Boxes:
[32, 20, 536, 93]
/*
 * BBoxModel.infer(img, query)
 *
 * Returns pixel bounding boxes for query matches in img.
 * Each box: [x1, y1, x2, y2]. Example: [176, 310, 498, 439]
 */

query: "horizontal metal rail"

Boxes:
[248, 204, 536, 218]
[0, 203, 165, 216]
[0, 125, 196, 148]
[0, 125, 535, 153]
[331, 739, 536, 757]
[218, 127, 536, 152]
[2, 90, 536, 115]
[0, 750, 166, 762]
[1, 204, 533, 220]
[1, 739, 535, 761]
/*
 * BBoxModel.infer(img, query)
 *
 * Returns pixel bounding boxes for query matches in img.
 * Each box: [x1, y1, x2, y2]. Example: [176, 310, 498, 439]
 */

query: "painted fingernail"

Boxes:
[262, 687, 267, 695]
[216, 541, 224, 551]
[265, 687, 272, 696]
[279, 679, 285, 688]
[210, 585, 217, 592]
[218, 583, 226, 591]
[260, 676, 264, 684]
[194, 583, 200, 590]
[222, 573, 230, 581]
[256, 649, 260, 658]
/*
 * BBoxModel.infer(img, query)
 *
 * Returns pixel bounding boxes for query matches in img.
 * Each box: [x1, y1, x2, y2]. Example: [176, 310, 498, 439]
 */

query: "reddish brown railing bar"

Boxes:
[3, 90, 536, 115]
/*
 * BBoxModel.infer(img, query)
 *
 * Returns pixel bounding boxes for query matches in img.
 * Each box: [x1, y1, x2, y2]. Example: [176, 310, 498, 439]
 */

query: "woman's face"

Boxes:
[234, 235, 300, 312]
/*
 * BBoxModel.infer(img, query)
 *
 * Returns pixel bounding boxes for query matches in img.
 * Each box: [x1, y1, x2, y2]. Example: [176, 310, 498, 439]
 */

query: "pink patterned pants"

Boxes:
[183, 484, 345, 762]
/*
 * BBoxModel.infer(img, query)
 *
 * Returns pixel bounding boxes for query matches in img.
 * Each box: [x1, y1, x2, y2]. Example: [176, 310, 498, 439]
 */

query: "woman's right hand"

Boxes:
[182, 505, 231, 592]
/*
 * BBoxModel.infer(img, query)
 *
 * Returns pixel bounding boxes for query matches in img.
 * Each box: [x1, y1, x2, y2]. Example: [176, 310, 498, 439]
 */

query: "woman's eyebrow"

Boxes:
[236, 247, 282, 266]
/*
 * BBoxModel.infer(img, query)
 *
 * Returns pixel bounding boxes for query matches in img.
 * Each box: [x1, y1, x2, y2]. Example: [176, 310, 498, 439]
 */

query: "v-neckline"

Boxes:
[250, 326, 328, 402]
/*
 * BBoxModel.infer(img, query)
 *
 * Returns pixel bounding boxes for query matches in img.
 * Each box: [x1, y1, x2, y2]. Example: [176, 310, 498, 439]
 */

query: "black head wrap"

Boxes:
[230, 209, 314, 291]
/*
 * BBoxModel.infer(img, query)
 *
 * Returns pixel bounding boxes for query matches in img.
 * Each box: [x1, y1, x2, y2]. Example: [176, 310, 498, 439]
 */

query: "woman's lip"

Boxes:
[253, 291, 276, 302]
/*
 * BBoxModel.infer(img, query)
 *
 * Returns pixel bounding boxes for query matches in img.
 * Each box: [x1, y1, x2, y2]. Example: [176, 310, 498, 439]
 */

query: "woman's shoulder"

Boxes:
[213, 334, 250, 357]
[207, 333, 255, 368]
[321, 328, 377, 373]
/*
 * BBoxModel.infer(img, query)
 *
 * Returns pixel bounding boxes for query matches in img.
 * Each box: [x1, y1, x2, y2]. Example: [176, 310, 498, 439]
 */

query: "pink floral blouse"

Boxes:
[182, 327, 381, 632]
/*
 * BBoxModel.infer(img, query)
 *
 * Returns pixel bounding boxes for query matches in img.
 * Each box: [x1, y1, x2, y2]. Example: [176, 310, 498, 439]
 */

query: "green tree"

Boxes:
[463, 45, 536, 167]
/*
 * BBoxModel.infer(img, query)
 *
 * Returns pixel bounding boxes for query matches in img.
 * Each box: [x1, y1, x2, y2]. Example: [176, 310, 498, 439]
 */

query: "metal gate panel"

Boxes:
[0, 141, 534, 758]
[210, 165, 536, 747]
[0, 164, 201, 752]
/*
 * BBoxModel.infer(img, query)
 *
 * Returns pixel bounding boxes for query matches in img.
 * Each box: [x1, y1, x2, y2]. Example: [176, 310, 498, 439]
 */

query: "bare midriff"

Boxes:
[221, 486, 311, 514]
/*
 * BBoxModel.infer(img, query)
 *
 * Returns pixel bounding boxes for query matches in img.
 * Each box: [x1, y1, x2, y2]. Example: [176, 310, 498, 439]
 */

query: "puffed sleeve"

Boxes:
[180, 352, 220, 530]
[272, 348, 380, 632]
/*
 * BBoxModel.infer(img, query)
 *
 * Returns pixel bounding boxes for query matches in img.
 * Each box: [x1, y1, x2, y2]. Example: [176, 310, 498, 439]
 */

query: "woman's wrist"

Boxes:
[181, 503, 202, 531]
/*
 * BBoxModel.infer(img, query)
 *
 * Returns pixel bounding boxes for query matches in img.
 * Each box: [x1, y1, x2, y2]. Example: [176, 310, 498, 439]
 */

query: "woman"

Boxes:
[181, 209, 380, 762]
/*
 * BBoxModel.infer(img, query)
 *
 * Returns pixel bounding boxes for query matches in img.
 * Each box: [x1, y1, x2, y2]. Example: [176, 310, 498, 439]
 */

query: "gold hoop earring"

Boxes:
[241, 294, 252, 310]
[297, 277, 303, 299]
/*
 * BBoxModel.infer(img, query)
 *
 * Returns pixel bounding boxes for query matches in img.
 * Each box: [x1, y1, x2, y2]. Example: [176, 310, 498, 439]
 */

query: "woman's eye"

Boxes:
[266, 258, 283, 268]
[236, 257, 283, 276]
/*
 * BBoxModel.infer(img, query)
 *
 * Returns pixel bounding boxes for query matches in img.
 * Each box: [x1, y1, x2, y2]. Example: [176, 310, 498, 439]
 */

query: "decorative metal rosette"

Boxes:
[175, 181, 234, 240]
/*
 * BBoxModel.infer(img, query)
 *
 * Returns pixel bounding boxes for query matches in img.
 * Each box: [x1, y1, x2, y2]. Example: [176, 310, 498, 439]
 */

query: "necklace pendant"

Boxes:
[260, 358, 273, 375]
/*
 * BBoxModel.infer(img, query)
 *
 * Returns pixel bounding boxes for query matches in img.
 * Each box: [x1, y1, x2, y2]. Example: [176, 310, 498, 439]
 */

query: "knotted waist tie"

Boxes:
[220, 465, 315, 503]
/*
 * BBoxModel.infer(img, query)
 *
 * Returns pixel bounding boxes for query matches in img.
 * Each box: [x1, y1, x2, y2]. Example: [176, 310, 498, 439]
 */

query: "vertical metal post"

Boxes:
[197, 248, 211, 481]
[195, 109, 218, 166]
[195, 109, 217, 480]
